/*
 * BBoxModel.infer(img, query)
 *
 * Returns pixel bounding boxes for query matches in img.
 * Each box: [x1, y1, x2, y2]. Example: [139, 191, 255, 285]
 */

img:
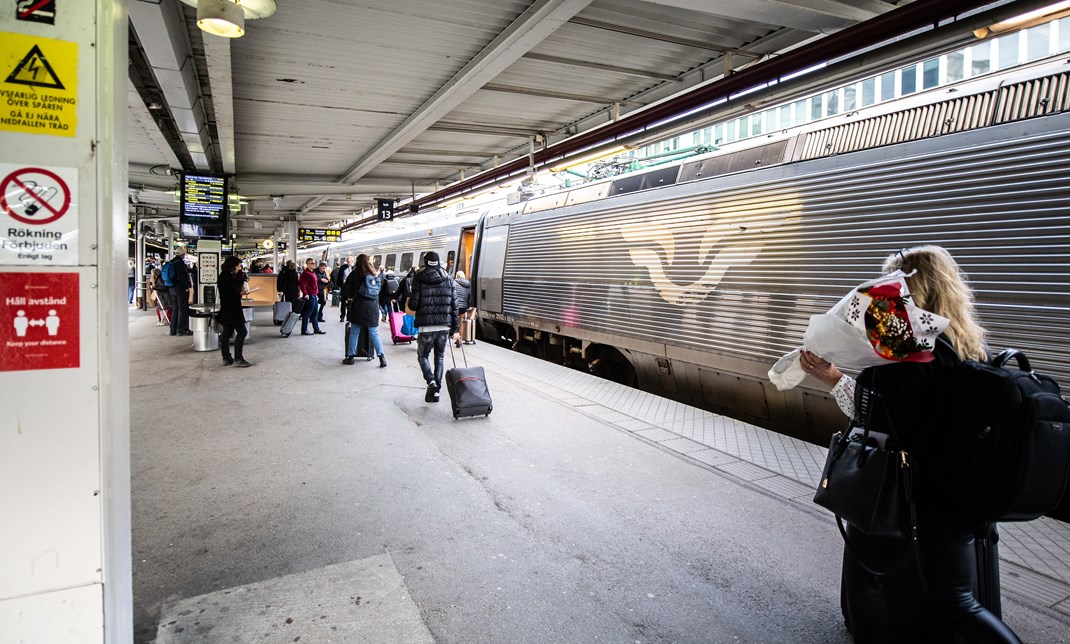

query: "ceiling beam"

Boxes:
[638, 0, 887, 30]
[522, 52, 681, 82]
[299, 0, 594, 215]
[396, 147, 508, 158]
[200, 32, 235, 175]
[482, 82, 646, 105]
[568, 17, 765, 58]
[429, 121, 549, 137]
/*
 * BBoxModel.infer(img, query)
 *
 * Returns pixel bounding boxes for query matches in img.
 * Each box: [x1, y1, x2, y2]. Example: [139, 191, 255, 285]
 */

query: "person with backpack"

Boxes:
[409, 252, 458, 403]
[165, 247, 193, 336]
[803, 246, 1021, 643]
[341, 254, 386, 367]
[397, 267, 415, 312]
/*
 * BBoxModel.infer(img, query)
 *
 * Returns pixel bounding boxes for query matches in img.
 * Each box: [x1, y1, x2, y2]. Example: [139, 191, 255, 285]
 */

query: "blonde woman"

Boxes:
[804, 246, 1019, 643]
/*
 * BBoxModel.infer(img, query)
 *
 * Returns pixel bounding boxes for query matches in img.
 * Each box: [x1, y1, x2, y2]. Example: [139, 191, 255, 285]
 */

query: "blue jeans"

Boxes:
[346, 324, 384, 357]
[300, 297, 321, 333]
[417, 330, 448, 388]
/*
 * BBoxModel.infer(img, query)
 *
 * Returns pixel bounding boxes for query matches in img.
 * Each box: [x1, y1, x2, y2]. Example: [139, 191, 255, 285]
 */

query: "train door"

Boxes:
[457, 227, 476, 276]
[477, 223, 508, 314]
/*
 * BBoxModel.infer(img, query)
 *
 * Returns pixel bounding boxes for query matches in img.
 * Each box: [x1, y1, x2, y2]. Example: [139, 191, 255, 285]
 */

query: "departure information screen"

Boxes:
[180, 173, 228, 238]
[298, 228, 341, 243]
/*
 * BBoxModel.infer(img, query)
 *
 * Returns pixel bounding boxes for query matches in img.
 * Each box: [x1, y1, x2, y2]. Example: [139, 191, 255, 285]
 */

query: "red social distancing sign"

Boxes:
[0, 271, 79, 371]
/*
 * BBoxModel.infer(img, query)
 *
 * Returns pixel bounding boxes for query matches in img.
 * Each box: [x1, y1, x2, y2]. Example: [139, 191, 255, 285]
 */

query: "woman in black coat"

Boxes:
[804, 246, 1019, 643]
[342, 254, 386, 366]
[276, 260, 300, 307]
[217, 255, 251, 367]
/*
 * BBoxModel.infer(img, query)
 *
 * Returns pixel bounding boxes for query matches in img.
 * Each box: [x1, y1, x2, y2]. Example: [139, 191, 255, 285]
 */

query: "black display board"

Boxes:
[180, 173, 228, 239]
[298, 228, 341, 243]
[377, 198, 396, 220]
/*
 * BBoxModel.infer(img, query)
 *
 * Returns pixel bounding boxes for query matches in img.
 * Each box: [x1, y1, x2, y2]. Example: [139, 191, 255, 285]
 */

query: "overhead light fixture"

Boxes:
[179, 0, 277, 39]
[974, 0, 1070, 38]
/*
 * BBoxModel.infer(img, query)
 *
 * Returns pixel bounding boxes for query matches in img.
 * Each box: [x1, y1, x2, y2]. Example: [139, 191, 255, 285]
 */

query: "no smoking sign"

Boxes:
[0, 163, 78, 265]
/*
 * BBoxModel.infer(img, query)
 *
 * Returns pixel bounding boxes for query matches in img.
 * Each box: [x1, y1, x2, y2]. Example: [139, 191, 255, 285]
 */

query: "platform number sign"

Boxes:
[377, 198, 396, 221]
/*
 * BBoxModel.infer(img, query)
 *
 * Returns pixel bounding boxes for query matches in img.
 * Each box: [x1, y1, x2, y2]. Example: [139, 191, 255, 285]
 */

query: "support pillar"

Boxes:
[0, 1, 132, 642]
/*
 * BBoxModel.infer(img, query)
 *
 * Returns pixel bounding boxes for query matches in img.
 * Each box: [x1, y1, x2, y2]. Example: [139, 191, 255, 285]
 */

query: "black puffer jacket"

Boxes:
[453, 277, 471, 311]
[410, 266, 457, 332]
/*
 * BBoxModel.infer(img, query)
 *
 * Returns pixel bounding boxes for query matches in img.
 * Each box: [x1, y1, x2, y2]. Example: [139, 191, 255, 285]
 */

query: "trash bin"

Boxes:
[241, 306, 254, 344]
[189, 310, 218, 352]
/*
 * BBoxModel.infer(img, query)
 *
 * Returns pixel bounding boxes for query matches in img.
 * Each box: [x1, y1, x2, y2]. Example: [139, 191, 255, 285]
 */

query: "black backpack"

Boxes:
[940, 344, 1070, 522]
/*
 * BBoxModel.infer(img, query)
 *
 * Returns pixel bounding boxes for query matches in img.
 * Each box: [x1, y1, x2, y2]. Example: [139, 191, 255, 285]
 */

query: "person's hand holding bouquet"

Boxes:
[769, 271, 950, 390]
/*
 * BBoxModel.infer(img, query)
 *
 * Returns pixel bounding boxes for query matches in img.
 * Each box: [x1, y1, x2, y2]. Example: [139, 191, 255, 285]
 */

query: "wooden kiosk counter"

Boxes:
[245, 274, 279, 307]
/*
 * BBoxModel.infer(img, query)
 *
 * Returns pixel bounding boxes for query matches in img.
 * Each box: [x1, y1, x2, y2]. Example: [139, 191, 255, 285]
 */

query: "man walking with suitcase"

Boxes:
[409, 252, 458, 403]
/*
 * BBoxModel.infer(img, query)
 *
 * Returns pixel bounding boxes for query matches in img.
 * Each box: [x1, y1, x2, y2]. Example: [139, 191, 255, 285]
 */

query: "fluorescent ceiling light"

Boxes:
[974, 0, 1070, 38]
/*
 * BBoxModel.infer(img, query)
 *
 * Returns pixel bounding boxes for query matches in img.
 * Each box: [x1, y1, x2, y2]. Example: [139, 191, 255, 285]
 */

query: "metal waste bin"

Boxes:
[241, 306, 254, 343]
[189, 310, 219, 352]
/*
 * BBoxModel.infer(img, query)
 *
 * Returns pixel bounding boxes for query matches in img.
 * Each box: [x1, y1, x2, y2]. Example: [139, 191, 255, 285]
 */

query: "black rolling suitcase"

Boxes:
[344, 322, 374, 360]
[840, 522, 1002, 641]
[444, 344, 492, 418]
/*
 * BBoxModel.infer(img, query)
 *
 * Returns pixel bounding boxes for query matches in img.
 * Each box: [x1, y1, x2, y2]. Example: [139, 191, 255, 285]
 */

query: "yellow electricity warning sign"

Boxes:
[0, 33, 78, 137]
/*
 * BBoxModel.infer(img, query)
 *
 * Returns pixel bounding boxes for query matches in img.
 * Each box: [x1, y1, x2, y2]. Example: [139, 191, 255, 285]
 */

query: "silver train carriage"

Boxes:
[328, 58, 1070, 445]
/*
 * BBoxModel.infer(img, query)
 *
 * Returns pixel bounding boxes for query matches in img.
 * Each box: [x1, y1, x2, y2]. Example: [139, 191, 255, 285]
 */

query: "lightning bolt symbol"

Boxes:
[27, 56, 41, 80]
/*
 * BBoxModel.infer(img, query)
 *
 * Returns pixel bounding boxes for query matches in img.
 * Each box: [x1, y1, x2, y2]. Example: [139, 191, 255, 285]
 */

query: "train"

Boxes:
[326, 57, 1070, 446]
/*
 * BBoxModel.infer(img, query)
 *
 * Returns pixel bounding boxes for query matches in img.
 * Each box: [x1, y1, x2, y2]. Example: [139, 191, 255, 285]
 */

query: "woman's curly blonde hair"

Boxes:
[882, 245, 987, 361]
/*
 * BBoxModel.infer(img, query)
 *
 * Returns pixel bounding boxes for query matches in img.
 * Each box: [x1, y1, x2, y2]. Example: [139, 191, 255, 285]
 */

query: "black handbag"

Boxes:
[813, 385, 917, 541]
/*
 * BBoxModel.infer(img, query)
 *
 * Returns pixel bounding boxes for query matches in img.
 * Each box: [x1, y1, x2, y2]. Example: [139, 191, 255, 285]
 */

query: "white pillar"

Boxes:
[0, 1, 132, 641]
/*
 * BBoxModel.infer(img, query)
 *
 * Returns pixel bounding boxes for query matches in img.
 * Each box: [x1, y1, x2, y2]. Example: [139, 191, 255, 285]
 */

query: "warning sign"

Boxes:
[0, 163, 78, 265]
[17, 1, 57, 25]
[0, 32, 77, 137]
[0, 271, 79, 372]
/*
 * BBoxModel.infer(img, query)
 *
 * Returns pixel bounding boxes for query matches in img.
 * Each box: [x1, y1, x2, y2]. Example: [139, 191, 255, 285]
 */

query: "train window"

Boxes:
[399, 253, 413, 272]
[385, 253, 396, 271]
[971, 41, 991, 76]
[922, 58, 940, 90]
[1026, 24, 1051, 62]
[825, 89, 839, 116]
[900, 64, 917, 95]
[779, 105, 791, 128]
[446, 251, 455, 275]
[946, 52, 964, 83]
[713, 123, 723, 144]
[751, 114, 763, 136]
[997, 32, 1019, 70]
[372, 255, 382, 269]
[793, 99, 807, 124]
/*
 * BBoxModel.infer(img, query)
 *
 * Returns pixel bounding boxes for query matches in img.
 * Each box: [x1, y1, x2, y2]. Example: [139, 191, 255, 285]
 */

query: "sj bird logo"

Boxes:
[621, 200, 798, 306]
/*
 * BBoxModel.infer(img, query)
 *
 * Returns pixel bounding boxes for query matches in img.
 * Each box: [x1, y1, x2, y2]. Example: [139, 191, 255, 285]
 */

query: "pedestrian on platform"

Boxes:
[453, 270, 472, 348]
[128, 259, 136, 304]
[409, 251, 458, 403]
[149, 267, 171, 326]
[397, 267, 415, 312]
[276, 260, 300, 310]
[217, 255, 252, 367]
[342, 254, 387, 367]
[316, 261, 330, 323]
[298, 258, 326, 336]
[336, 256, 355, 321]
[802, 246, 1021, 643]
[167, 247, 193, 336]
[379, 269, 398, 321]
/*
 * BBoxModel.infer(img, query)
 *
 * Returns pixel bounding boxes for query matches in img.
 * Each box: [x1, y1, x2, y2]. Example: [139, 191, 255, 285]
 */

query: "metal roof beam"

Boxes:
[569, 17, 766, 58]
[482, 83, 646, 105]
[299, 0, 594, 215]
[522, 52, 681, 82]
[429, 121, 549, 137]
[640, 0, 887, 29]
[396, 147, 509, 158]
[200, 32, 235, 175]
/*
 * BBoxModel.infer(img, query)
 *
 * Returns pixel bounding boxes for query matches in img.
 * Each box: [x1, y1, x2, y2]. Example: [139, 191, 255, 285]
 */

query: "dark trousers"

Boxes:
[301, 297, 321, 333]
[220, 322, 247, 361]
[317, 293, 327, 321]
[339, 299, 349, 321]
[169, 287, 190, 333]
[417, 330, 448, 388]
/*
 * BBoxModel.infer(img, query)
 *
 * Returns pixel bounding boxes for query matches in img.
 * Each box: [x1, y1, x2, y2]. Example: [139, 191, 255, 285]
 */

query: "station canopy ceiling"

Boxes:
[126, 0, 1005, 242]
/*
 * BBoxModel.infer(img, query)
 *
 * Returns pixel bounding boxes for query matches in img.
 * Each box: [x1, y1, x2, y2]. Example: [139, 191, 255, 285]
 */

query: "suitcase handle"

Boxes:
[449, 338, 468, 369]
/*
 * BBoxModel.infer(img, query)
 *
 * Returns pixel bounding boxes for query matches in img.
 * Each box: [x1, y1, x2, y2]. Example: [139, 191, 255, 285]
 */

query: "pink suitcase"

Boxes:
[389, 310, 415, 344]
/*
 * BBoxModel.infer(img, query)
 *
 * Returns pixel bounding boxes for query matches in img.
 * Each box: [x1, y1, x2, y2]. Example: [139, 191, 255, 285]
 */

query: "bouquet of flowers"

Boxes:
[768, 271, 950, 390]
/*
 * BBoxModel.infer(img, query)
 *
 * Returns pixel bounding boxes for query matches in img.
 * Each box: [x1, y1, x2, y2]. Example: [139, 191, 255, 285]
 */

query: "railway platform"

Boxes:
[129, 306, 1070, 643]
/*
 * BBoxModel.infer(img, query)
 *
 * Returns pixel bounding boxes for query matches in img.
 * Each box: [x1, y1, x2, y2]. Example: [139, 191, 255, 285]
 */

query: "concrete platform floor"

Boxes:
[129, 307, 1070, 643]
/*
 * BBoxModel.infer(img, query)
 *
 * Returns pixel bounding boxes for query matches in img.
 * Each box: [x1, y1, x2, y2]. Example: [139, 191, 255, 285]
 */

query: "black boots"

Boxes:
[378, 354, 387, 368]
